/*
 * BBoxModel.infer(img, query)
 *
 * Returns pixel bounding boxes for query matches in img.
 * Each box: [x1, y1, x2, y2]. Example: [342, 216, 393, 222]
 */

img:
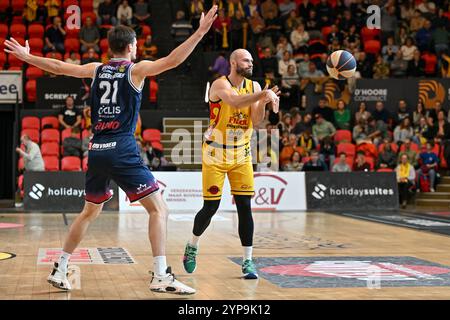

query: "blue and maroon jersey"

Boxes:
[90, 58, 143, 140]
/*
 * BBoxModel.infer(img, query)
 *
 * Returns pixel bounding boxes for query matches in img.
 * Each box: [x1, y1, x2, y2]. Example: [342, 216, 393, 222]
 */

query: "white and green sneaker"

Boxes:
[242, 259, 258, 279]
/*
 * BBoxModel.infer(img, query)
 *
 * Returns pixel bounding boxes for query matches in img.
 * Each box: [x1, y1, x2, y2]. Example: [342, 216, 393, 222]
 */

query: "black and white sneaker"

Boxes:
[150, 267, 195, 295]
[47, 262, 71, 291]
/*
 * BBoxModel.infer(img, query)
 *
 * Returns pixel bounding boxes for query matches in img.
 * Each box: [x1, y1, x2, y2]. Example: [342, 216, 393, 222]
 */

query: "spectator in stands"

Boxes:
[209, 52, 230, 78]
[261, 0, 278, 20]
[305, 9, 319, 33]
[80, 17, 100, 54]
[264, 9, 283, 43]
[284, 9, 302, 34]
[16, 134, 45, 172]
[290, 23, 309, 54]
[58, 96, 81, 129]
[382, 36, 399, 63]
[334, 100, 351, 130]
[81, 48, 100, 64]
[23, 0, 38, 24]
[248, 10, 265, 45]
[45, 0, 60, 21]
[63, 127, 82, 157]
[354, 102, 371, 123]
[399, 138, 419, 168]
[98, 0, 118, 26]
[373, 102, 391, 125]
[396, 25, 409, 47]
[230, 9, 246, 50]
[275, 36, 293, 60]
[189, 0, 204, 30]
[327, 24, 344, 45]
[283, 151, 303, 171]
[281, 65, 300, 110]
[65, 51, 80, 65]
[422, 116, 438, 142]
[312, 113, 336, 144]
[429, 101, 447, 123]
[343, 24, 361, 49]
[339, 10, 356, 32]
[171, 11, 193, 46]
[140, 35, 158, 61]
[133, 0, 151, 26]
[372, 55, 390, 79]
[298, 129, 315, 154]
[397, 100, 412, 124]
[319, 136, 336, 169]
[278, 51, 297, 78]
[143, 141, 167, 171]
[378, 141, 397, 169]
[280, 133, 302, 166]
[418, 141, 439, 192]
[436, 110, 450, 142]
[367, 116, 388, 145]
[401, 37, 418, 61]
[410, 9, 426, 33]
[117, 0, 133, 26]
[302, 150, 328, 171]
[260, 47, 279, 76]
[400, 0, 415, 21]
[83, 105, 91, 129]
[82, 128, 93, 158]
[297, 54, 310, 78]
[278, 0, 296, 18]
[44, 16, 65, 54]
[390, 50, 409, 78]
[332, 152, 352, 172]
[292, 113, 313, 135]
[432, 24, 449, 54]
[353, 119, 368, 143]
[415, 19, 433, 52]
[396, 153, 416, 208]
[413, 101, 428, 127]
[353, 151, 371, 172]
[381, 5, 398, 41]
[357, 52, 373, 78]
[313, 98, 334, 123]
[414, 116, 429, 146]
[407, 49, 425, 77]
[301, 62, 326, 93]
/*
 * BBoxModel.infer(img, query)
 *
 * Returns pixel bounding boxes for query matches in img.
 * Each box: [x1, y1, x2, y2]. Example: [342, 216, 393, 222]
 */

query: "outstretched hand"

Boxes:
[4, 38, 30, 61]
[197, 5, 218, 36]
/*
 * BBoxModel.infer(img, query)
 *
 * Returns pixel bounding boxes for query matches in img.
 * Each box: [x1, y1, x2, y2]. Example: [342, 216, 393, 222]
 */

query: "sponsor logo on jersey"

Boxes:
[89, 142, 117, 151]
[94, 120, 121, 131]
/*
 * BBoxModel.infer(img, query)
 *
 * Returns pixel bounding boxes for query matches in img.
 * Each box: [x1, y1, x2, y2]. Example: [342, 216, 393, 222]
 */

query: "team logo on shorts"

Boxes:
[208, 185, 220, 195]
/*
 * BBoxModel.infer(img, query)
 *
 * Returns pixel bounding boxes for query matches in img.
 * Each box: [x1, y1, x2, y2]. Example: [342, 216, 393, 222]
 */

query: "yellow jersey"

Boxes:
[205, 76, 254, 148]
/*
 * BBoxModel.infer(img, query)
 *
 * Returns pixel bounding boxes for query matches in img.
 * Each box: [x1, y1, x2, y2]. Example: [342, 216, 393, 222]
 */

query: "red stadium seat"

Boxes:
[45, 52, 63, 60]
[360, 27, 381, 42]
[65, 26, 80, 39]
[321, 26, 333, 41]
[0, 52, 6, 68]
[11, 0, 25, 13]
[10, 24, 26, 37]
[64, 38, 80, 53]
[422, 52, 437, 76]
[142, 129, 161, 143]
[63, 0, 79, 9]
[377, 168, 394, 172]
[21, 129, 39, 143]
[41, 116, 59, 129]
[141, 25, 152, 38]
[26, 66, 44, 80]
[82, 156, 88, 171]
[8, 66, 22, 71]
[364, 40, 381, 54]
[399, 142, 419, 153]
[41, 142, 60, 157]
[64, 51, 81, 61]
[334, 130, 352, 144]
[61, 156, 81, 171]
[28, 38, 44, 53]
[25, 80, 36, 102]
[41, 128, 60, 144]
[28, 24, 45, 38]
[43, 156, 60, 171]
[22, 116, 40, 130]
[149, 79, 158, 103]
[337, 142, 356, 158]
[365, 156, 375, 170]
[80, 0, 93, 12]
[378, 142, 398, 153]
[81, 129, 91, 139]
[9, 53, 24, 67]
[0, 24, 8, 38]
[100, 38, 109, 53]
[62, 128, 81, 141]
[81, 12, 97, 24]
[18, 158, 24, 171]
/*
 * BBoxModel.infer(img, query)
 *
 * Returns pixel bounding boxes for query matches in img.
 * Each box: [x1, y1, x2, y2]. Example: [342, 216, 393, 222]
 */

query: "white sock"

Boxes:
[153, 256, 168, 277]
[57, 251, 71, 272]
[190, 235, 200, 247]
[243, 246, 253, 261]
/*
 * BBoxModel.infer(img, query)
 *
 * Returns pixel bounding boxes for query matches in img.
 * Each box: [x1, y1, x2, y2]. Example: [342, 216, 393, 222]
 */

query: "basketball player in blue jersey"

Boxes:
[4, 6, 218, 295]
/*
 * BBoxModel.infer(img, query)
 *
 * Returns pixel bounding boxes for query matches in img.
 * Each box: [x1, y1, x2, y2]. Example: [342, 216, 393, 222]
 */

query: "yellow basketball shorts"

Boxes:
[202, 142, 254, 200]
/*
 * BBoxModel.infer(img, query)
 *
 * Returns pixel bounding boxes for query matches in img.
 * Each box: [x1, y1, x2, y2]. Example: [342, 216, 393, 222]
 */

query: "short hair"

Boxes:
[107, 25, 136, 54]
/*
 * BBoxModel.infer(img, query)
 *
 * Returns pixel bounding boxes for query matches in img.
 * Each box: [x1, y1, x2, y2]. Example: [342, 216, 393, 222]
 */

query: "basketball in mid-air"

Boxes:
[326, 50, 357, 80]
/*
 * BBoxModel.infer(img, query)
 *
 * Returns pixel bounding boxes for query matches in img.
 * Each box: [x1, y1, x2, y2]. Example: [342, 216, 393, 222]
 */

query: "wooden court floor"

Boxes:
[2, 210, 450, 300]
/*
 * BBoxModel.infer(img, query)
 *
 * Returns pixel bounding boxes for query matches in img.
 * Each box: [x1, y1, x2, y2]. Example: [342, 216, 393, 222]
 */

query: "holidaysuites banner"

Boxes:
[305, 79, 450, 112]
[305, 172, 399, 210]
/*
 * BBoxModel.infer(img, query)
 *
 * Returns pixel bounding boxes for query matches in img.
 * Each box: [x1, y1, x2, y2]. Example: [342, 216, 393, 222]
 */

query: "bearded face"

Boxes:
[236, 63, 253, 78]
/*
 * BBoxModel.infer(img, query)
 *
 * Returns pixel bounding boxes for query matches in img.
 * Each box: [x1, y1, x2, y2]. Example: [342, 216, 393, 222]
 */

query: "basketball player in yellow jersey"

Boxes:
[183, 49, 280, 279]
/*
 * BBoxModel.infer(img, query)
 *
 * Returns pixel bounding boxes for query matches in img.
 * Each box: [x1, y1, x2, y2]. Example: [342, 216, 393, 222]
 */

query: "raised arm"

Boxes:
[4, 38, 100, 78]
[131, 5, 218, 84]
